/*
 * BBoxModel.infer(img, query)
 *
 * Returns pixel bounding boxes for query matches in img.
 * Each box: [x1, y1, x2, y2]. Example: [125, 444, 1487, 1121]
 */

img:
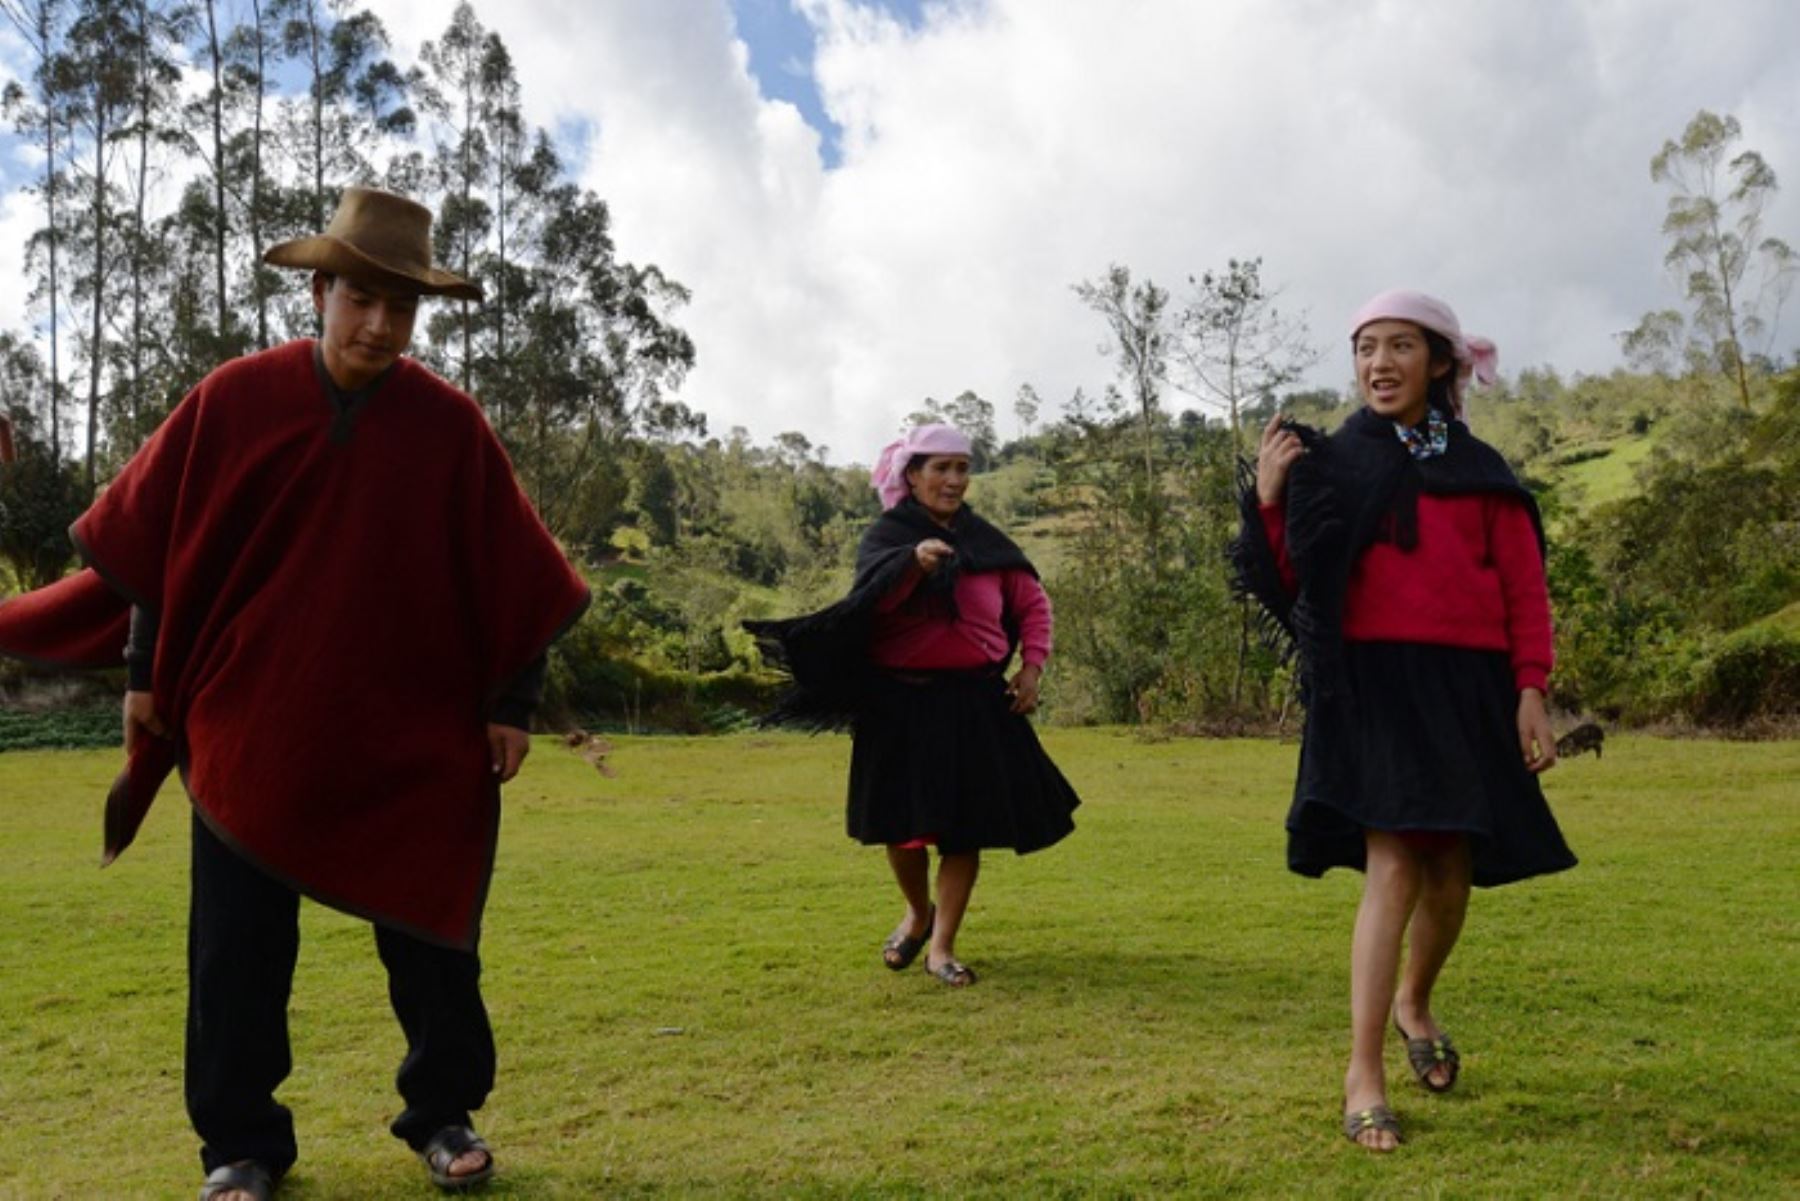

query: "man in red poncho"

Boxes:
[0, 188, 590, 1200]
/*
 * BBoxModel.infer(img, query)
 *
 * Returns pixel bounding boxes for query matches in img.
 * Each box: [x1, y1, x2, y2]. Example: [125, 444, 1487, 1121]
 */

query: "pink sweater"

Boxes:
[869, 563, 1052, 671]
[1260, 493, 1553, 693]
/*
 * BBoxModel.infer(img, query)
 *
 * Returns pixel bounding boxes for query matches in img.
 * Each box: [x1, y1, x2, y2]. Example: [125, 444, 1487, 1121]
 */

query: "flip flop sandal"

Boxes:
[927, 957, 977, 987]
[199, 1160, 275, 1201]
[1394, 1019, 1461, 1093]
[420, 1125, 495, 1192]
[1343, 1104, 1403, 1149]
[881, 907, 934, 971]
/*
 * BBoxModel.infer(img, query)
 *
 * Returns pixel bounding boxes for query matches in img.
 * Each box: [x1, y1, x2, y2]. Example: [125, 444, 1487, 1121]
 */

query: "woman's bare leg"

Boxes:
[1346, 831, 1423, 1150]
[885, 846, 933, 946]
[1394, 838, 1472, 1088]
[927, 850, 981, 973]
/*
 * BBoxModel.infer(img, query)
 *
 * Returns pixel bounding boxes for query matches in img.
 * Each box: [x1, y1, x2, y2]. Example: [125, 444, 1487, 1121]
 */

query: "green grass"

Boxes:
[2, 733, 1796, 1198]
[1744, 600, 1800, 637]
[1546, 435, 1657, 511]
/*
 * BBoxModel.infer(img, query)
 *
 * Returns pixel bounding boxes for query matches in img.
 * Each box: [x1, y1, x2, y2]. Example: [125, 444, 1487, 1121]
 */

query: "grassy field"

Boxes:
[1, 732, 1796, 1199]
[1548, 437, 1658, 512]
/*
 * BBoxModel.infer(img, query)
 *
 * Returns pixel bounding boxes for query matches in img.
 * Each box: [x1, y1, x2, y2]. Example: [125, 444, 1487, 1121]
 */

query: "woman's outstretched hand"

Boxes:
[1256, 413, 1305, 506]
[915, 539, 954, 575]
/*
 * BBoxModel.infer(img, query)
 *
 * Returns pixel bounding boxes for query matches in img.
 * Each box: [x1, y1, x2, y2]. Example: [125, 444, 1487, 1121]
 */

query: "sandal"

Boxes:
[419, 1125, 494, 1192]
[926, 957, 977, 987]
[1394, 1019, 1460, 1093]
[881, 907, 934, 971]
[199, 1160, 275, 1201]
[1343, 1104, 1403, 1149]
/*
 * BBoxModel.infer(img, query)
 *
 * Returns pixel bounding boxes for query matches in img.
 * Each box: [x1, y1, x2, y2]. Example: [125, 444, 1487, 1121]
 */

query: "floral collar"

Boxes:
[1394, 408, 1449, 460]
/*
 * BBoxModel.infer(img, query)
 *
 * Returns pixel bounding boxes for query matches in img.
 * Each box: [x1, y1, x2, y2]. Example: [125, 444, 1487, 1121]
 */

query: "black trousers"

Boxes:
[185, 814, 496, 1176]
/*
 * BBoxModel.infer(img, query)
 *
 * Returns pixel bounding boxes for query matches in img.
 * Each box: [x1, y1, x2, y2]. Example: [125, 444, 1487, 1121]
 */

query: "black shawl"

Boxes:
[745, 498, 1037, 730]
[1228, 406, 1544, 708]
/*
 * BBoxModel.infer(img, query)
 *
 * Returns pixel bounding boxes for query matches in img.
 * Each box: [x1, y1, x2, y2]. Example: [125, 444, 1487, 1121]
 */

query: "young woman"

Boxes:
[1231, 290, 1576, 1150]
[747, 423, 1079, 986]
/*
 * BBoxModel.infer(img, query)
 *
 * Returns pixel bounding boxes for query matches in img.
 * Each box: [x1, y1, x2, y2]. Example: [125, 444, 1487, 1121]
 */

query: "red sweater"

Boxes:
[1260, 493, 1552, 693]
[869, 564, 1052, 671]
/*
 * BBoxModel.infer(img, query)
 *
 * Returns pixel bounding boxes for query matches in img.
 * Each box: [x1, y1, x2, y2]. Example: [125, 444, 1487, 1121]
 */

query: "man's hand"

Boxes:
[914, 539, 955, 575]
[123, 690, 166, 754]
[1518, 687, 1557, 774]
[487, 723, 530, 783]
[1006, 662, 1043, 714]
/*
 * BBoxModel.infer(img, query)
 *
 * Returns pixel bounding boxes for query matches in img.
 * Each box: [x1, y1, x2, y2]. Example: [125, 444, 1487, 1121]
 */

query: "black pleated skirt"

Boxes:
[847, 668, 1080, 854]
[1288, 641, 1577, 887]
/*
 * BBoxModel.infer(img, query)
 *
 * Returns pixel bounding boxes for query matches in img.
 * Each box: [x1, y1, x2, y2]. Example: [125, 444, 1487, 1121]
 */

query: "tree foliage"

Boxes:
[1627, 109, 1798, 408]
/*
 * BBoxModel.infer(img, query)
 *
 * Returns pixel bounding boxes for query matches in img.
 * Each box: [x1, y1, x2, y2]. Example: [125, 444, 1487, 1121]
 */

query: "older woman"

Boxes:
[748, 423, 1079, 986]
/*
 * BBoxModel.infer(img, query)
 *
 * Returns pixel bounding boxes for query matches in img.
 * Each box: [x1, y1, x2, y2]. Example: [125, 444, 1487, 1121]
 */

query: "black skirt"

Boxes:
[847, 668, 1080, 854]
[1288, 642, 1577, 887]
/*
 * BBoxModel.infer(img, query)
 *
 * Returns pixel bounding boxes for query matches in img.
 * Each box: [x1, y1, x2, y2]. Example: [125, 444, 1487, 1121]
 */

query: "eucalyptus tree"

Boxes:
[0, 331, 84, 586]
[119, 0, 189, 436]
[189, 0, 233, 346]
[505, 178, 696, 541]
[57, 0, 140, 493]
[1632, 109, 1797, 409]
[1172, 257, 1318, 454]
[221, 0, 286, 347]
[1074, 264, 1170, 498]
[417, 0, 493, 392]
[1013, 382, 1041, 441]
[275, 0, 415, 240]
[1, 0, 71, 462]
[903, 391, 997, 469]
[478, 30, 525, 412]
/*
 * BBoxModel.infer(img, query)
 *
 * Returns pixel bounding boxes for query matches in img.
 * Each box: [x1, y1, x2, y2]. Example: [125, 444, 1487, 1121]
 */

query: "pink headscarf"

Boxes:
[870, 423, 973, 510]
[1349, 289, 1498, 418]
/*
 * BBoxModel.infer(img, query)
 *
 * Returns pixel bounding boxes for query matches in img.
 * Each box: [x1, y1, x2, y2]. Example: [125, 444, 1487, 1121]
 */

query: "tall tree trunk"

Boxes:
[494, 125, 507, 427]
[459, 73, 473, 392]
[205, 0, 227, 343]
[41, 3, 63, 464]
[130, 0, 149, 431]
[46, 89, 63, 464]
[1706, 206, 1753, 410]
[250, 0, 267, 347]
[85, 105, 108, 497]
[308, 3, 323, 232]
[300, 0, 323, 336]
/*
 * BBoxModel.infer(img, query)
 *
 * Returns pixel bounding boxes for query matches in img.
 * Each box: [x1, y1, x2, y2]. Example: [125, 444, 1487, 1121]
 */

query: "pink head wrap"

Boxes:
[870, 422, 973, 510]
[1349, 289, 1498, 418]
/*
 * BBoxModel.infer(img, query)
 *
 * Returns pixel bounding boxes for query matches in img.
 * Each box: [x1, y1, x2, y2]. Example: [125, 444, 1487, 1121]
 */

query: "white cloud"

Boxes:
[6, 0, 1800, 463]
[0, 184, 39, 334]
[530, 0, 1800, 462]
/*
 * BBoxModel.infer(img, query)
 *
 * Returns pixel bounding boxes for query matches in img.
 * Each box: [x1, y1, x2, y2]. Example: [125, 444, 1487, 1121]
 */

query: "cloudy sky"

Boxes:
[5, 0, 1800, 464]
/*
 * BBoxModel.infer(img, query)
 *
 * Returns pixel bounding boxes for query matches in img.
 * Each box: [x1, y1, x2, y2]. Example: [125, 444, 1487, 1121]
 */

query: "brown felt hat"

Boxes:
[263, 186, 483, 302]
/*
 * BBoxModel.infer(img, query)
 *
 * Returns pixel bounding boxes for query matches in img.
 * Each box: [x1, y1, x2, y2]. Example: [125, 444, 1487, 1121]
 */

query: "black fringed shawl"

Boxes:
[1228, 406, 1544, 708]
[745, 498, 1037, 730]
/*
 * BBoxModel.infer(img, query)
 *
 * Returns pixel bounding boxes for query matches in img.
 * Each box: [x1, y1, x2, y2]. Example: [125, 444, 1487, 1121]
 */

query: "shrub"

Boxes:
[1688, 626, 1800, 725]
[0, 704, 119, 751]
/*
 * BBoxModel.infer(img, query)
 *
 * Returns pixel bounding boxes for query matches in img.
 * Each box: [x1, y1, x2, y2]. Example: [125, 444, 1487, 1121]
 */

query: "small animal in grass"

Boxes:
[1555, 721, 1605, 760]
[563, 728, 617, 776]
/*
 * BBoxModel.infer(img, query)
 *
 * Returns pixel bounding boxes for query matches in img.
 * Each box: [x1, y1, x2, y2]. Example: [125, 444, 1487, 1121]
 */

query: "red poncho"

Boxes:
[0, 340, 590, 948]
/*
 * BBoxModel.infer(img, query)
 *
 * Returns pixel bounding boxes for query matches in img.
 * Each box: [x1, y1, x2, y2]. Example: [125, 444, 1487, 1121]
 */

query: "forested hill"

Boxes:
[0, 0, 1791, 736]
[468, 365, 1800, 735]
[4, 367, 1795, 739]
